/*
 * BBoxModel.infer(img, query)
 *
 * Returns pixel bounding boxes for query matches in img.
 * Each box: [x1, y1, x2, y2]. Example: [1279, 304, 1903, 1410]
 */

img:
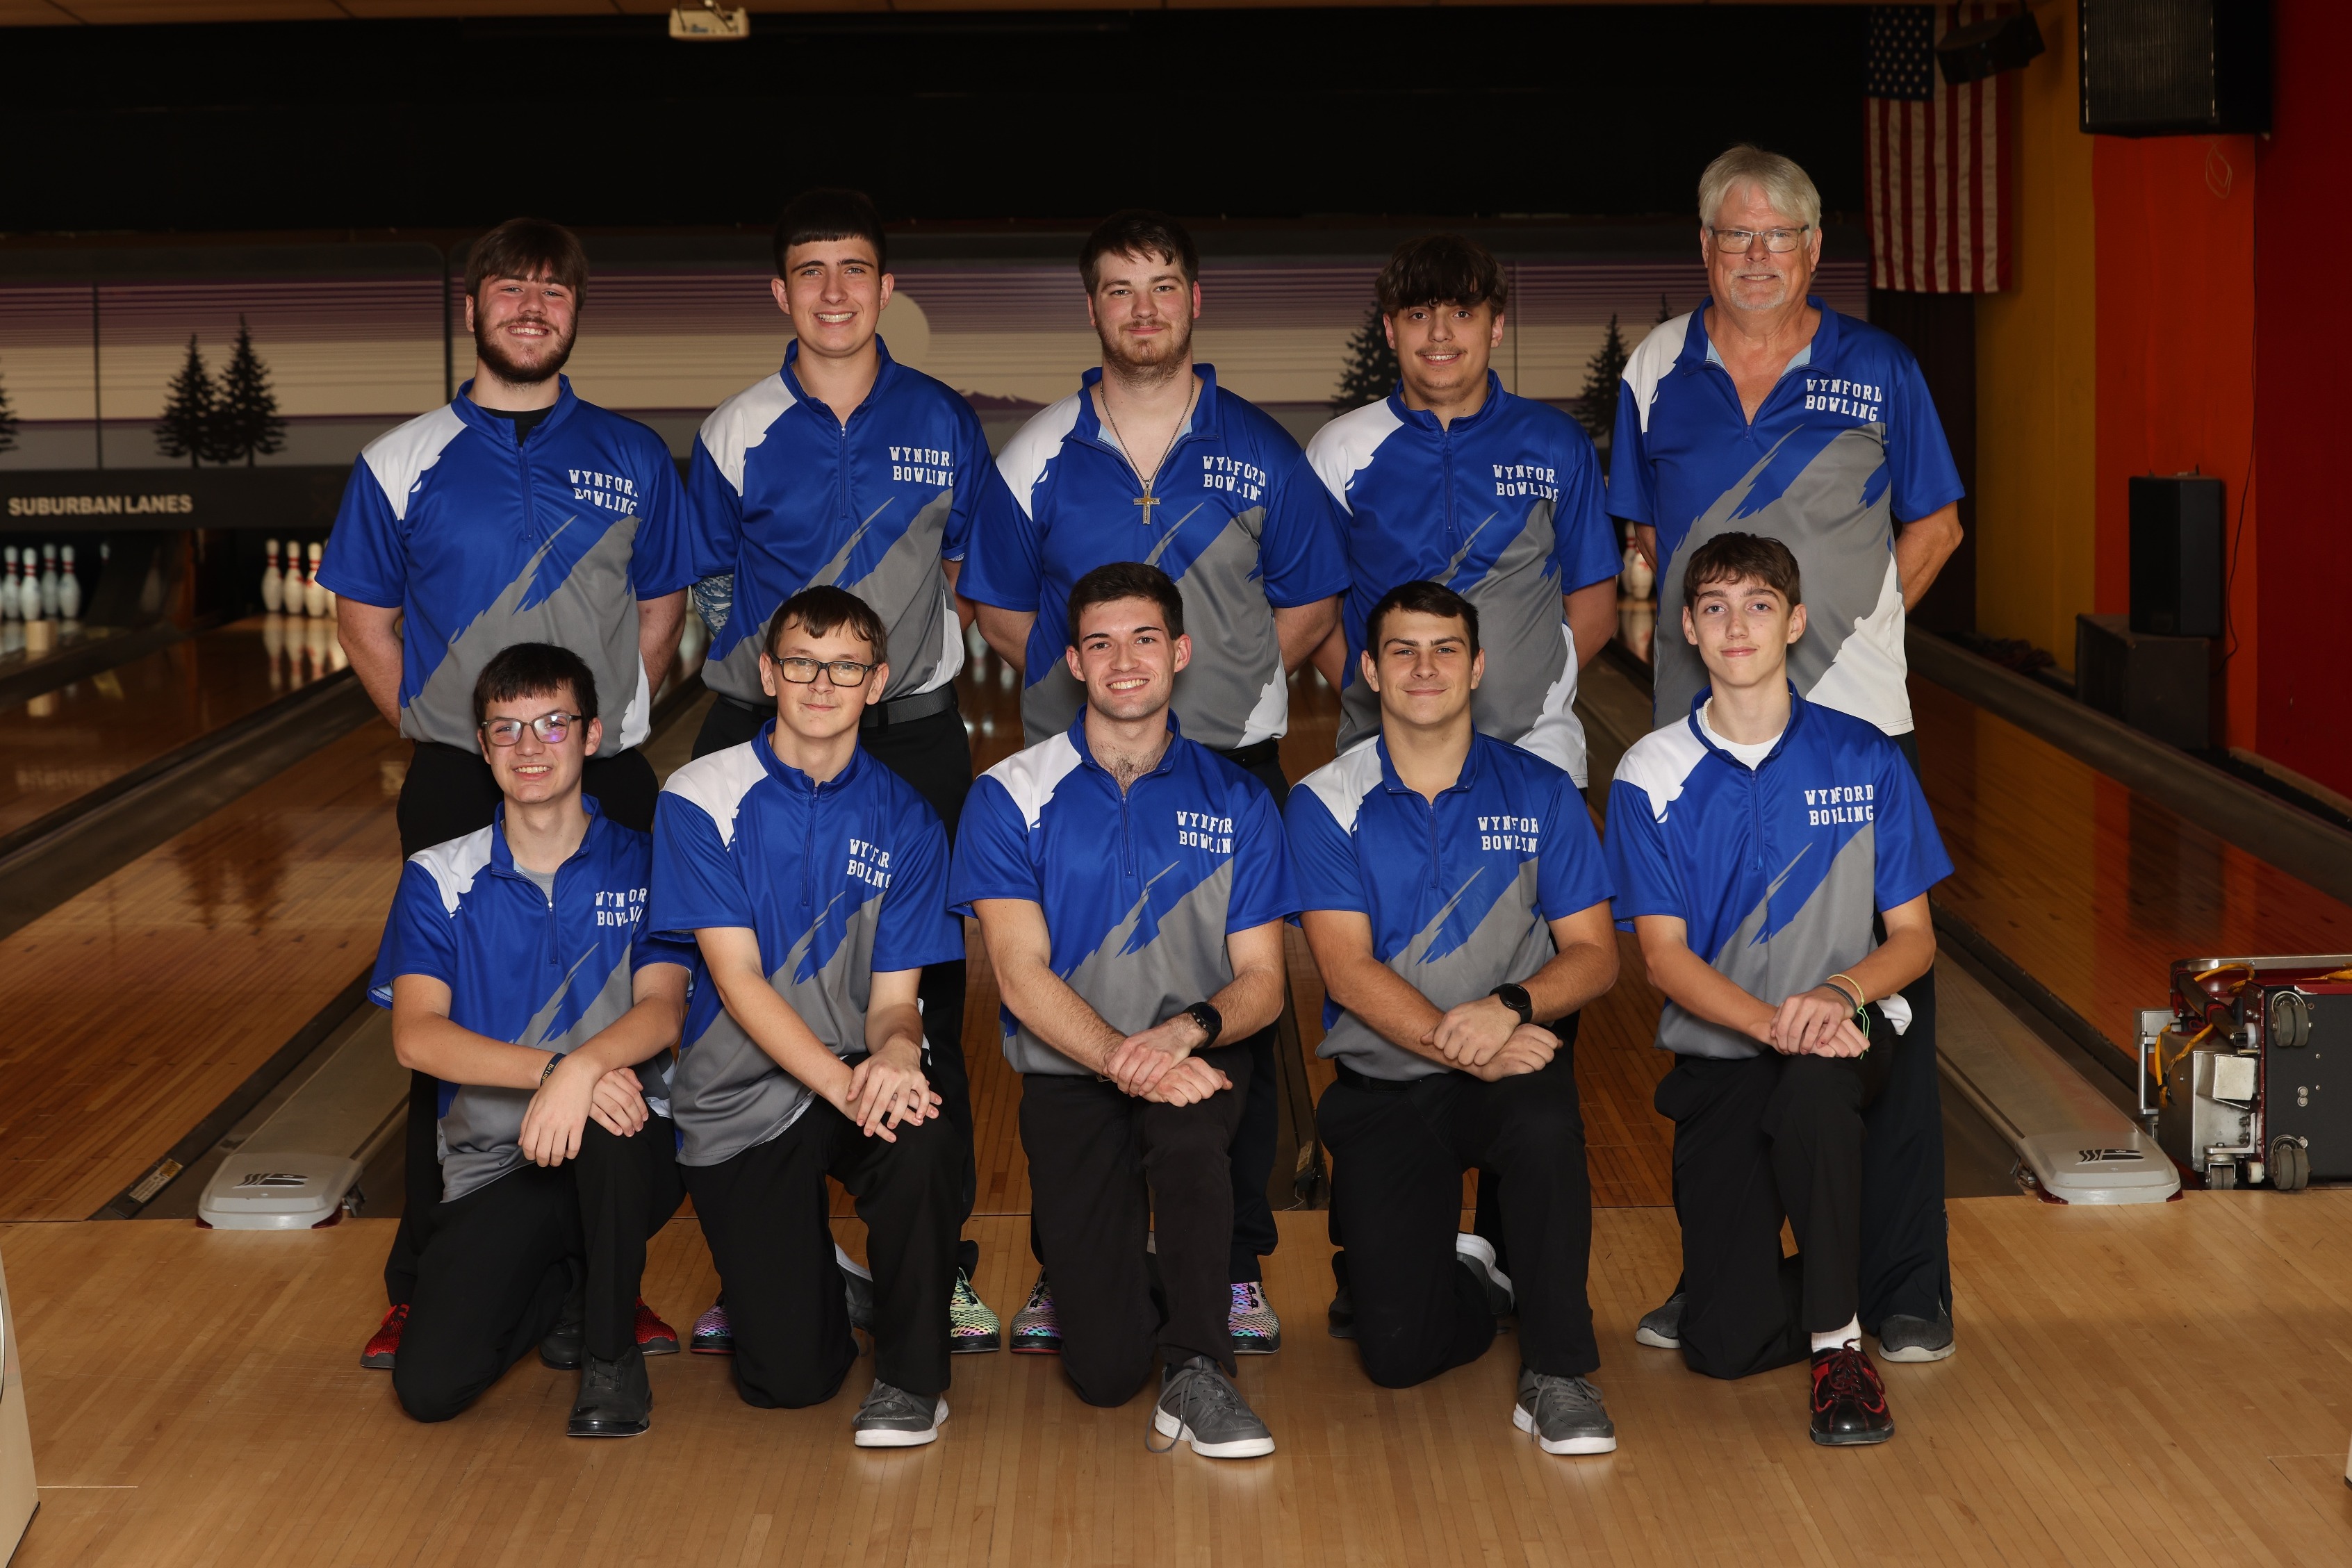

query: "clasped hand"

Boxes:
[1104, 1015, 1229, 1105]
[1761, 985, 1871, 1058]
[841, 1039, 941, 1141]
[1422, 996, 1557, 1080]
[520, 1057, 650, 1168]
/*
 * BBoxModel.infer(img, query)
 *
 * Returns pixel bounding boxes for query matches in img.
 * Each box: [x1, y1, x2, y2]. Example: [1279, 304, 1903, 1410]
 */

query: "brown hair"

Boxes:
[464, 217, 589, 306]
[474, 641, 597, 726]
[1366, 579, 1481, 657]
[1079, 209, 1198, 294]
[1682, 531, 1803, 607]
[1067, 561, 1185, 643]
[774, 188, 888, 277]
[1376, 233, 1508, 317]
[766, 585, 887, 662]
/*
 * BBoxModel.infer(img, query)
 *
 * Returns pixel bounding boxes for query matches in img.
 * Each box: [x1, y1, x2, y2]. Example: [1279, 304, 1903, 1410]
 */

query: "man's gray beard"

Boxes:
[1098, 318, 1193, 383]
[475, 321, 576, 386]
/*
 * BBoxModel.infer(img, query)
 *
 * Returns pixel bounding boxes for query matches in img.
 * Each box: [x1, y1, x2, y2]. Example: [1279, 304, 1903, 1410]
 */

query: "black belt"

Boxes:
[1215, 738, 1281, 770]
[1335, 1062, 1433, 1093]
[716, 685, 958, 731]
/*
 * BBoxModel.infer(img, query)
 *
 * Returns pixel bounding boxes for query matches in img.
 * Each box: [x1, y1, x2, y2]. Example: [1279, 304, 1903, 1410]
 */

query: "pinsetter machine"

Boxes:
[2137, 954, 2352, 1191]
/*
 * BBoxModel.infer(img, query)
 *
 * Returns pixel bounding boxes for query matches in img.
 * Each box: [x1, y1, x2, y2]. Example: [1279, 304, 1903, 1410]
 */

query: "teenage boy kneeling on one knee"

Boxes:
[382, 642, 692, 1438]
[650, 586, 969, 1448]
[1288, 579, 1622, 1455]
[952, 561, 1297, 1460]
[1603, 532, 1951, 1446]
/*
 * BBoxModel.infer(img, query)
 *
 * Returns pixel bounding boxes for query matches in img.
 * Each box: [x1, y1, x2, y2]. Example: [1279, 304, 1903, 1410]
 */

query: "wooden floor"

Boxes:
[0, 614, 336, 839]
[8, 1198, 2351, 1567]
[1911, 678, 2352, 1061]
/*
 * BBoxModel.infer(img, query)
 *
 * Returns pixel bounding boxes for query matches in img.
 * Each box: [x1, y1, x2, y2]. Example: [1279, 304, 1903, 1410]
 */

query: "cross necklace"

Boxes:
[1099, 374, 1200, 527]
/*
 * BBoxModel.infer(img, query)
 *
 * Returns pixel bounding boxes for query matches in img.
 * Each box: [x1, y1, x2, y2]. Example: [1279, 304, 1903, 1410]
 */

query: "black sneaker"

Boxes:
[568, 1345, 652, 1438]
[1876, 1308, 1955, 1363]
[1454, 1233, 1515, 1317]
[1808, 1342, 1895, 1446]
[1634, 1290, 1684, 1350]
[837, 1245, 875, 1335]
[1326, 1283, 1355, 1340]
[540, 1284, 586, 1370]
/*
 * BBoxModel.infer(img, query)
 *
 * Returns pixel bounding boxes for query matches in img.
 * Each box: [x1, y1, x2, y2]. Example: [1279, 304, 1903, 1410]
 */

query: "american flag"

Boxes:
[1866, 4, 2012, 293]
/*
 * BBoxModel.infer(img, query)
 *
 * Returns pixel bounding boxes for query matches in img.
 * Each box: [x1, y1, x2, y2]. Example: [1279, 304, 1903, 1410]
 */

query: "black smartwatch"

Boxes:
[1490, 982, 1534, 1027]
[1181, 1000, 1224, 1045]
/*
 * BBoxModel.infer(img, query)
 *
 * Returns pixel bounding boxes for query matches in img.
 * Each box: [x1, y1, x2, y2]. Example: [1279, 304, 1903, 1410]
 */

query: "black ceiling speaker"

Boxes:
[2080, 0, 2271, 136]
[1939, 10, 2046, 85]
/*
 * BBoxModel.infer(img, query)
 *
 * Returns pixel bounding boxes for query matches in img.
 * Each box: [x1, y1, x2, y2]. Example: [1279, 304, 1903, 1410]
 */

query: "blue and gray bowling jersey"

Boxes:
[370, 802, 693, 1203]
[1608, 302, 1964, 737]
[1286, 732, 1612, 1082]
[1306, 377, 1620, 786]
[685, 339, 1018, 709]
[319, 377, 694, 757]
[948, 716, 1299, 1076]
[960, 365, 1351, 750]
[1604, 686, 1952, 1059]
[650, 730, 962, 1166]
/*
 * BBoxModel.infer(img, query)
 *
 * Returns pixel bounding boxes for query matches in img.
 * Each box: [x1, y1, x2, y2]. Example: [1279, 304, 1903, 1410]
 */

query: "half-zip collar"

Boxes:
[1071, 362, 1222, 467]
[450, 374, 584, 449]
[1068, 709, 1185, 886]
[754, 718, 869, 911]
[1679, 297, 1836, 433]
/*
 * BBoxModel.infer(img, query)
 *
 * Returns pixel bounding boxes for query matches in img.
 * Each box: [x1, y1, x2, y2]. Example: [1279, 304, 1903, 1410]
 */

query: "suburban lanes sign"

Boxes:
[0, 466, 351, 533]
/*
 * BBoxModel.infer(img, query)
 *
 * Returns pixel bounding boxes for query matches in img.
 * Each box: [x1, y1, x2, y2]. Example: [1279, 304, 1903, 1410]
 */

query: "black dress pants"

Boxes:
[686, 1095, 967, 1408]
[1212, 742, 1290, 1284]
[384, 742, 661, 1308]
[1019, 1043, 1251, 1406]
[1868, 729, 1951, 1329]
[1654, 1039, 1893, 1382]
[1317, 1031, 1599, 1390]
[696, 693, 981, 1278]
[393, 1115, 683, 1422]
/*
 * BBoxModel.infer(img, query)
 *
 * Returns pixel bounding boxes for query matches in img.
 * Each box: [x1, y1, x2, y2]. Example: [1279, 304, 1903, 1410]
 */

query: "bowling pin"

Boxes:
[261, 538, 284, 613]
[58, 545, 79, 622]
[1622, 538, 1655, 601]
[38, 544, 59, 619]
[1, 547, 17, 620]
[303, 543, 327, 618]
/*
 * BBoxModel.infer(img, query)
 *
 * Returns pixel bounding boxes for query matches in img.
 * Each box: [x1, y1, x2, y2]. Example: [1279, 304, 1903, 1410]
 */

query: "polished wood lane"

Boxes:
[0, 614, 343, 840]
[1912, 677, 2352, 1060]
[12, 1196, 2351, 1565]
[0, 718, 407, 1221]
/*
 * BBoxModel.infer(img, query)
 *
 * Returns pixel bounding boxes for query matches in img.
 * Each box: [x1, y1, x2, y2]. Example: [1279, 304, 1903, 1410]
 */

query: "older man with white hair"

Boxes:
[1610, 145, 1965, 1367]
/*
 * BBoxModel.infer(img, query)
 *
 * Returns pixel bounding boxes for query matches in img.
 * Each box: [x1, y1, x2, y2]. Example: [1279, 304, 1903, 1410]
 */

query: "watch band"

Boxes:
[1491, 982, 1534, 1027]
[540, 1052, 562, 1085]
[1183, 1000, 1224, 1045]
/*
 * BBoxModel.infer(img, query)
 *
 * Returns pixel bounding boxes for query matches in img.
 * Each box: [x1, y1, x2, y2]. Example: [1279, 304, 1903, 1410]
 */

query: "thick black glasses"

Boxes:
[774, 657, 874, 688]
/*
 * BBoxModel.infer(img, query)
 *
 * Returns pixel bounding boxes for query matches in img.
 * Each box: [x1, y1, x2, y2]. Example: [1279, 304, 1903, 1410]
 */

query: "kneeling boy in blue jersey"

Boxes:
[1288, 581, 1621, 1454]
[651, 586, 968, 1447]
[379, 643, 693, 1437]
[953, 562, 1297, 1460]
[1604, 533, 1950, 1446]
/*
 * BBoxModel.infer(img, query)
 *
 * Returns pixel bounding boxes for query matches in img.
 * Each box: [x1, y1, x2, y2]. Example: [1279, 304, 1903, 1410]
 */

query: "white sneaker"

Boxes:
[1455, 1232, 1515, 1315]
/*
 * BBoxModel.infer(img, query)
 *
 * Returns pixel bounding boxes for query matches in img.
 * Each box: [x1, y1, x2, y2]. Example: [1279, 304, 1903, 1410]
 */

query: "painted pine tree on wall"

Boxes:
[0, 361, 18, 456]
[1331, 303, 1400, 415]
[155, 336, 219, 468]
[214, 316, 286, 465]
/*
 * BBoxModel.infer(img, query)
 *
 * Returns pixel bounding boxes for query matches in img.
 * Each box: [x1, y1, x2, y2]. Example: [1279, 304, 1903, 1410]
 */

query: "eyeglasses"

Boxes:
[1708, 226, 1811, 254]
[480, 711, 578, 746]
[773, 656, 875, 688]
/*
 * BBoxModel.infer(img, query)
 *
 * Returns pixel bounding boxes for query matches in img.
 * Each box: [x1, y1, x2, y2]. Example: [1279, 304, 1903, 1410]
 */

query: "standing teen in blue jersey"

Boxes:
[961, 211, 1349, 1350]
[1306, 235, 1620, 789]
[324, 218, 696, 1372]
[375, 643, 693, 1438]
[650, 587, 968, 1448]
[1604, 534, 1950, 1447]
[1611, 147, 1966, 1364]
[953, 563, 1296, 1460]
[681, 188, 1011, 1355]
[1288, 581, 1621, 1455]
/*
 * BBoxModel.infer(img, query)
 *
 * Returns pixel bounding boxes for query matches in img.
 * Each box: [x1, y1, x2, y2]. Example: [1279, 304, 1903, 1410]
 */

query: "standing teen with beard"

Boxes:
[324, 217, 696, 1370]
[960, 211, 1349, 1357]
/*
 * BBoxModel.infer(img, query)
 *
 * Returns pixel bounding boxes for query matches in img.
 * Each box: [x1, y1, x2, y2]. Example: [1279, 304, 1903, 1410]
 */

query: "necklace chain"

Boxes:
[1099, 372, 1200, 502]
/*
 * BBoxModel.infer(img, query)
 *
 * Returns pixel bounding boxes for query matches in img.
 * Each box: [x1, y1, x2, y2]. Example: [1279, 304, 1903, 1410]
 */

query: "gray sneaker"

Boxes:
[1150, 1355, 1275, 1459]
[1876, 1309, 1955, 1363]
[1514, 1368, 1618, 1455]
[835, 1244, 874, 1335]
[851, 1380, 947, 1448]
[1635, 1290, 1684, 1350]
[1454, 1233, 1515, 1317]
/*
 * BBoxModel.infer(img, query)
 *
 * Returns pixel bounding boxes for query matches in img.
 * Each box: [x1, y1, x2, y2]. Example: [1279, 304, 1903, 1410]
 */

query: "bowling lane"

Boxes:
[0, 718, 406, 1221]
[0, 613, 347, 842]
[1915, 676, 2352, 1060]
